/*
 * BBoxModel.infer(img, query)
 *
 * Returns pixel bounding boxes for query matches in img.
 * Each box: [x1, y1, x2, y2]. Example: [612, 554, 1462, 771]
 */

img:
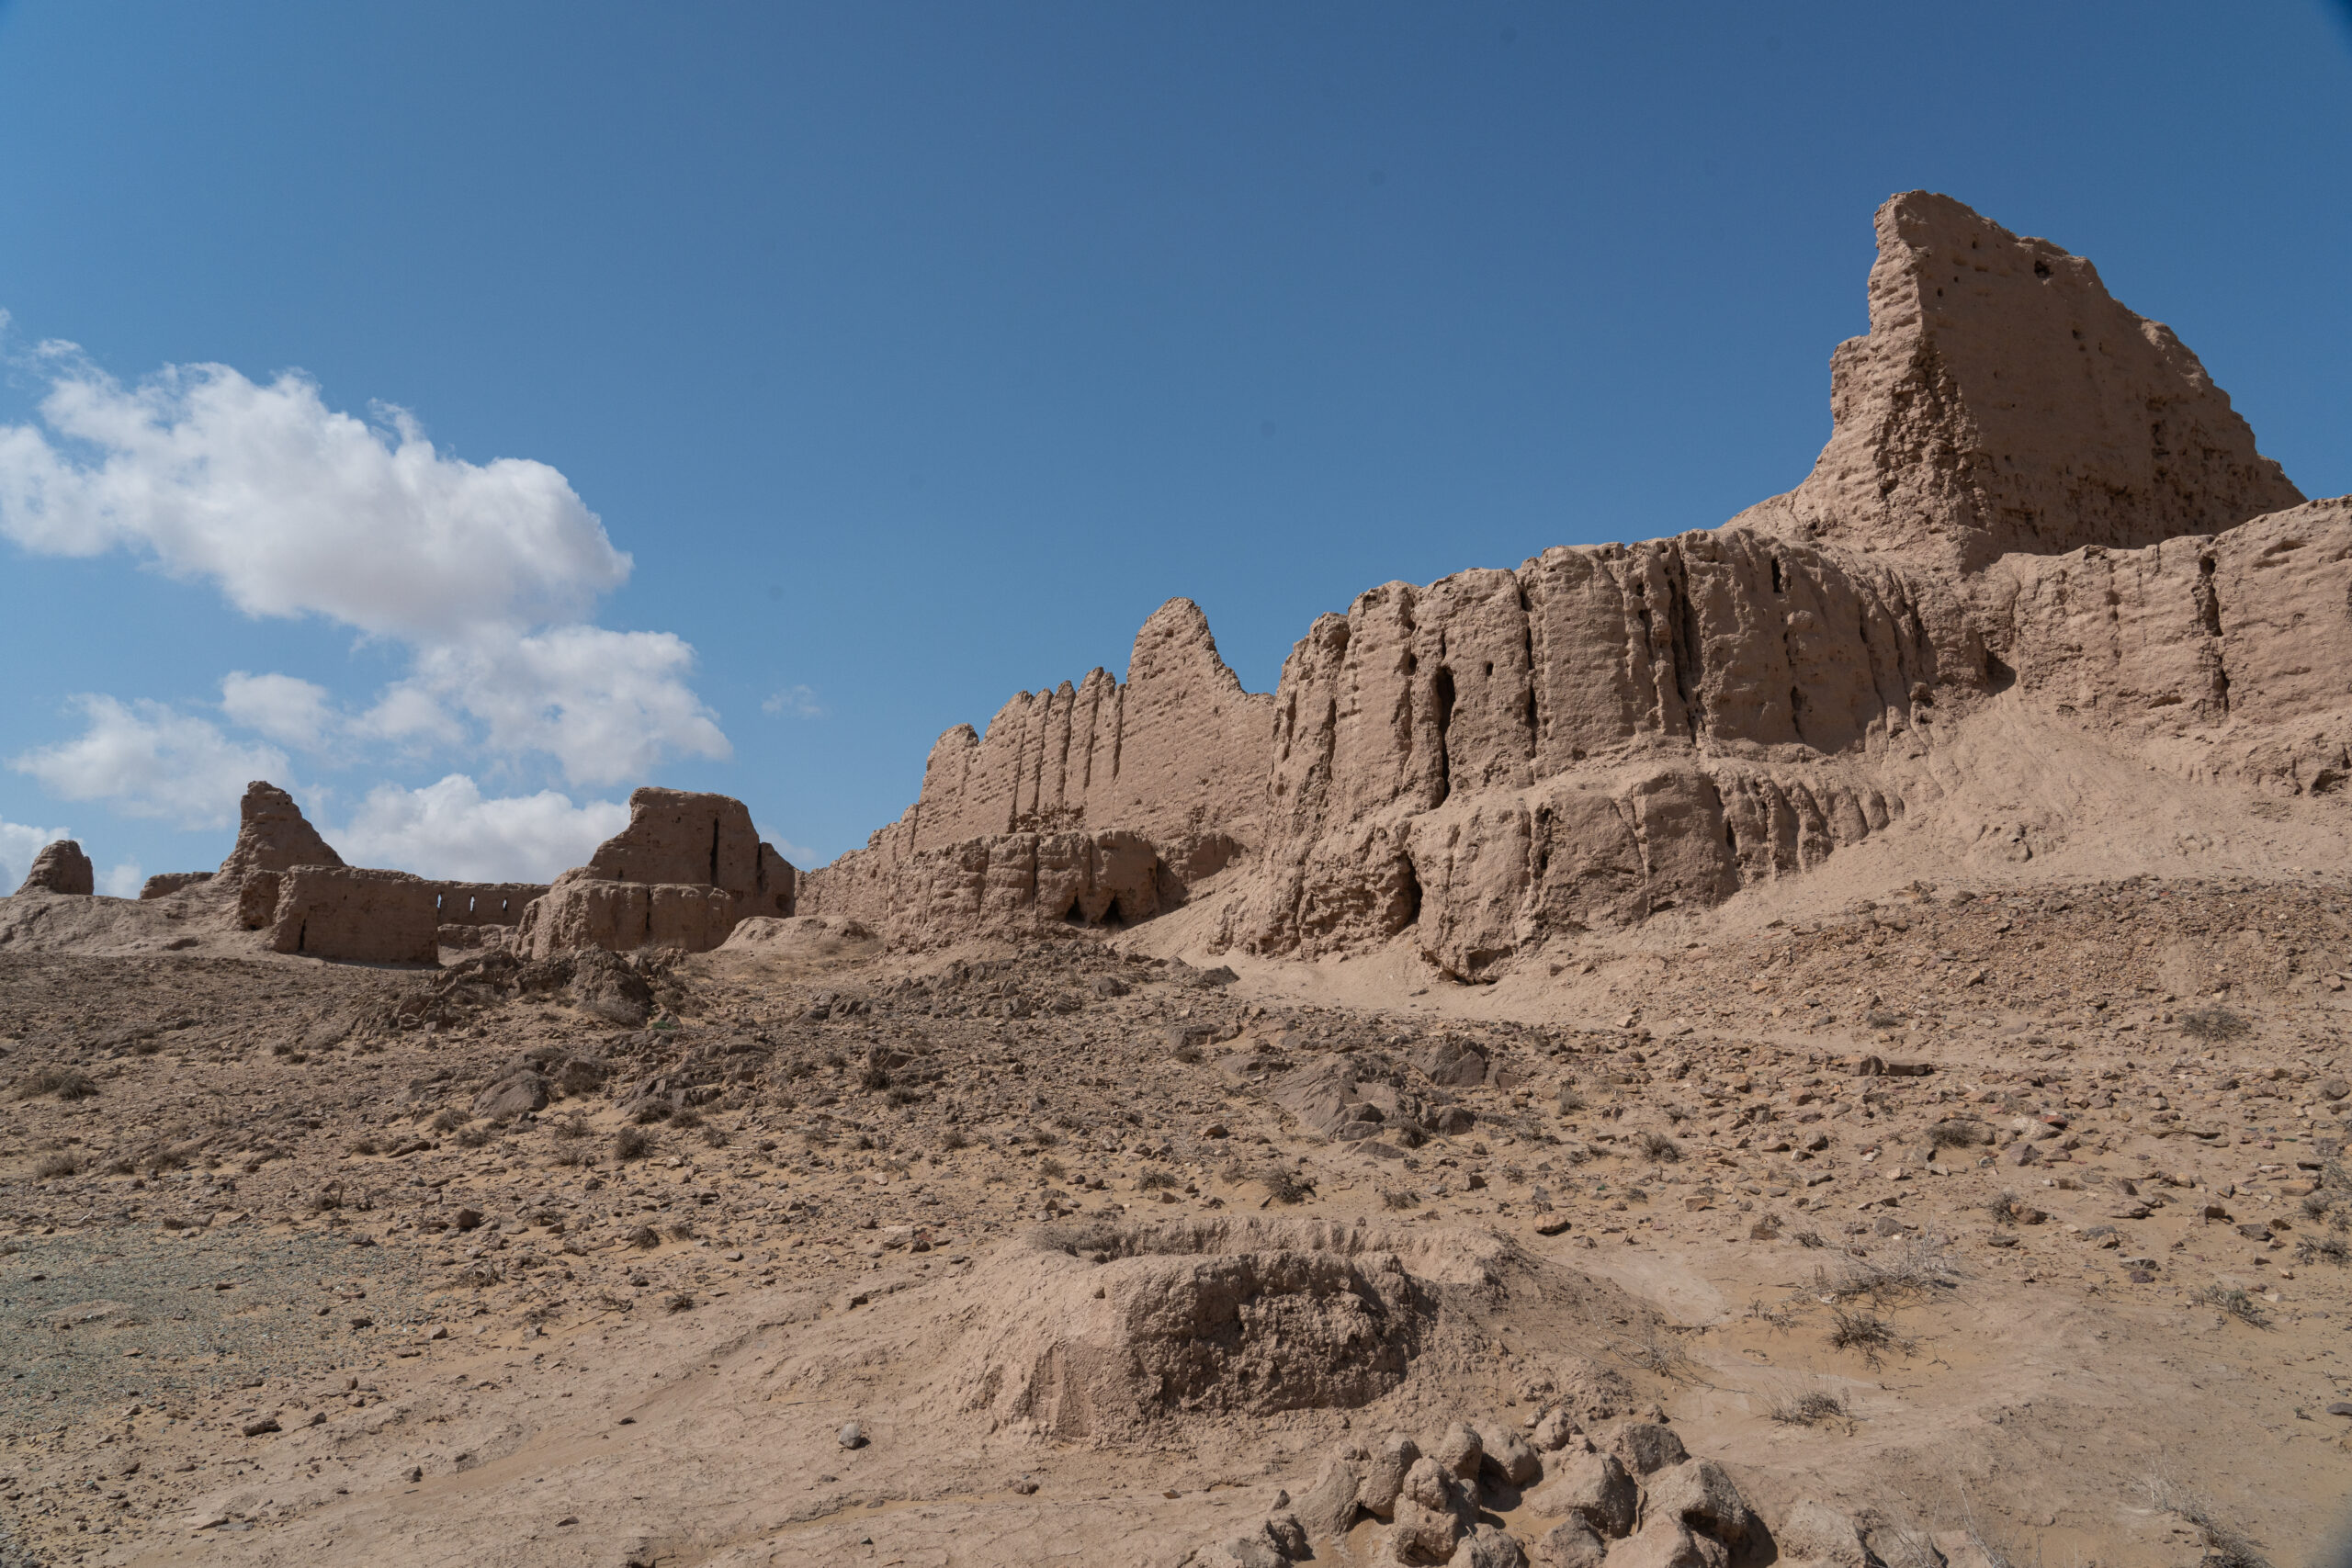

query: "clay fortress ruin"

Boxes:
[6, 190, 2341, 973]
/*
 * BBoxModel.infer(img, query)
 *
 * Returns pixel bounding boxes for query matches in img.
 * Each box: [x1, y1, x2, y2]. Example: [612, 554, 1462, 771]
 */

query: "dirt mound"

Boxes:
[936, 1217, 1531, 1444]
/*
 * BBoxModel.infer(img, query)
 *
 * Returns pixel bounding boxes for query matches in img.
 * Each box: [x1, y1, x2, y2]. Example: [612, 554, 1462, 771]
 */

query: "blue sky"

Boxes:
[2, 2, 2347, 892]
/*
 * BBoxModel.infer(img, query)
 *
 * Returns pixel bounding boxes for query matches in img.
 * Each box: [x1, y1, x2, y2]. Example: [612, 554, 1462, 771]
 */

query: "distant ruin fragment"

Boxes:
[13, 840, 94, 897]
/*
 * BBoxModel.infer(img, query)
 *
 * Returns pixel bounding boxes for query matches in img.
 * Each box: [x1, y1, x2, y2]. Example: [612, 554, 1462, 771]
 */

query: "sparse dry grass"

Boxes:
[614, 1125, 657, 1162]
[1637, 1131, 1683, 1163]
[2143, 1472, 2274, 1568]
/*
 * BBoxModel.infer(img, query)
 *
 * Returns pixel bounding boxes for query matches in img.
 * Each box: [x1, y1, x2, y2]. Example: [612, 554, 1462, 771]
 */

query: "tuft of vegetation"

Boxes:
[2191, 1284, 2270, 1327]
[2178, 1006, 2251, 1043]
[454, 1124, 494, 1150]
[698, 1122, 729, 1148]
[669, 1107, 704, 1130]
[1835, 1235, 1966, 1302]
[859, 1064, 891, 1092]
[348, 1136, 380, 1156]
[2142, 1473, 2274, 1568]
[1258, 1162, 1314, 1205]
[1766, 1386, 1851, 1427]
[33, 1151, 80, 1180]
[428, 1109, 466, 1134]
[1038, 1156, 1068, 1179]
[940, 1127, 972, 1152]
[631, 1100, 673, 1124]
[1135, 1168, 1178, 1191]
[1637, 1131, 1684, 1163]
[550, 1144, 592, 1168]
[614, 1126, 657, 1162]
[17, 1068, 97, 1102]
[2295, 1233, 2348, 1266]
[1826, 1305, 1914, 1368]
[552, 1114, 591, 1142]
[1379, 1186, 1420, 1212]
[627, 1224, 661, 1250]
[1555, 1084, 1586, 1114]
[1927, 1118, 1990, 1151]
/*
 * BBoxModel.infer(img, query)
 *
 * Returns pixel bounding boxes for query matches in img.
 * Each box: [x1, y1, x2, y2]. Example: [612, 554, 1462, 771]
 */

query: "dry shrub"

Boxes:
[552, 1114, 591, 1142]
[1379, 1187, 1419, 1212]
[2178, 1007, 2250, 1043]
[1836, 1235, 1966, 1302]
[1927, 1118, 1989, 1150]
[33, 1151, 80, 1180]
[614, 1126, 657, 1162]
[1766, 1385, 1850, 1427]
[1135, 1168, 1178, 1191]
[428, 1109, 466, 1134]
[1637, 1131, 1683, 1163]
[940, 1127, 972, 1152]
[669, 1107, 704, 1130]
[17, 1068, 97, 1102]
[1826, 1306, 1913, 1368]
[2191, 1284, 2271, 1326]
[454, 1125, 494, 1150]
[1259, 1163, 1313, 1205]
[631, 1100, 673, 1125]
[698, 1122, 729, 1148]
[627, 1224, 661, 1250]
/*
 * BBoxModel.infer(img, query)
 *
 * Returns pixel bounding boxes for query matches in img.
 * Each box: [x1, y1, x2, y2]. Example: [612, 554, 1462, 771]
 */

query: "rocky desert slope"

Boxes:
[5, 189, 2351, 1568]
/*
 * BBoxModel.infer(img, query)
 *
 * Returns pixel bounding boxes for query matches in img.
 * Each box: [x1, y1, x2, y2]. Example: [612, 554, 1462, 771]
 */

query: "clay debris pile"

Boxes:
[1187, 1411, 1871, 1568]
[806, 190, 2341, 976]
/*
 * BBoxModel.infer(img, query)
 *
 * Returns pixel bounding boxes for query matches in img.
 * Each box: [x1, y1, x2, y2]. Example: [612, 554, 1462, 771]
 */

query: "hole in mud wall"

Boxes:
[1062, 898, 1086, 925]
[1430, 667, 1456, 806]
[1983, 652, 2016, 694]
[1770, 556, 1785, 594]
[1396, 857, 1423, 931]
[1102, 897, 1125, 927]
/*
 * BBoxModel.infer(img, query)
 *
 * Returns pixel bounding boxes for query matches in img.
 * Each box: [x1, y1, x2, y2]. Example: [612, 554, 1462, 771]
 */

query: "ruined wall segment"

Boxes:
[265, 866, 439, 964]
[799, 600, 1274, 939]
[14, 840, 94, 897]
[516, 788, 799, 958]
[1733, 191, 2302, 571]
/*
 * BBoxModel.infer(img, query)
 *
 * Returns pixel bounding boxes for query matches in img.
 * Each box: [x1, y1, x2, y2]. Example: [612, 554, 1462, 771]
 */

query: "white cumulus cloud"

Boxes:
[9, 696, 287, 829]
[100, 861, 143, 897]
[0, 338, 729, 788]
[220, 671, 338, 750]
[1, 816, 74, 890]
[0, 355, 628, 638]
[332, 774, 628, 884]
[379, 626, 729, 787]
